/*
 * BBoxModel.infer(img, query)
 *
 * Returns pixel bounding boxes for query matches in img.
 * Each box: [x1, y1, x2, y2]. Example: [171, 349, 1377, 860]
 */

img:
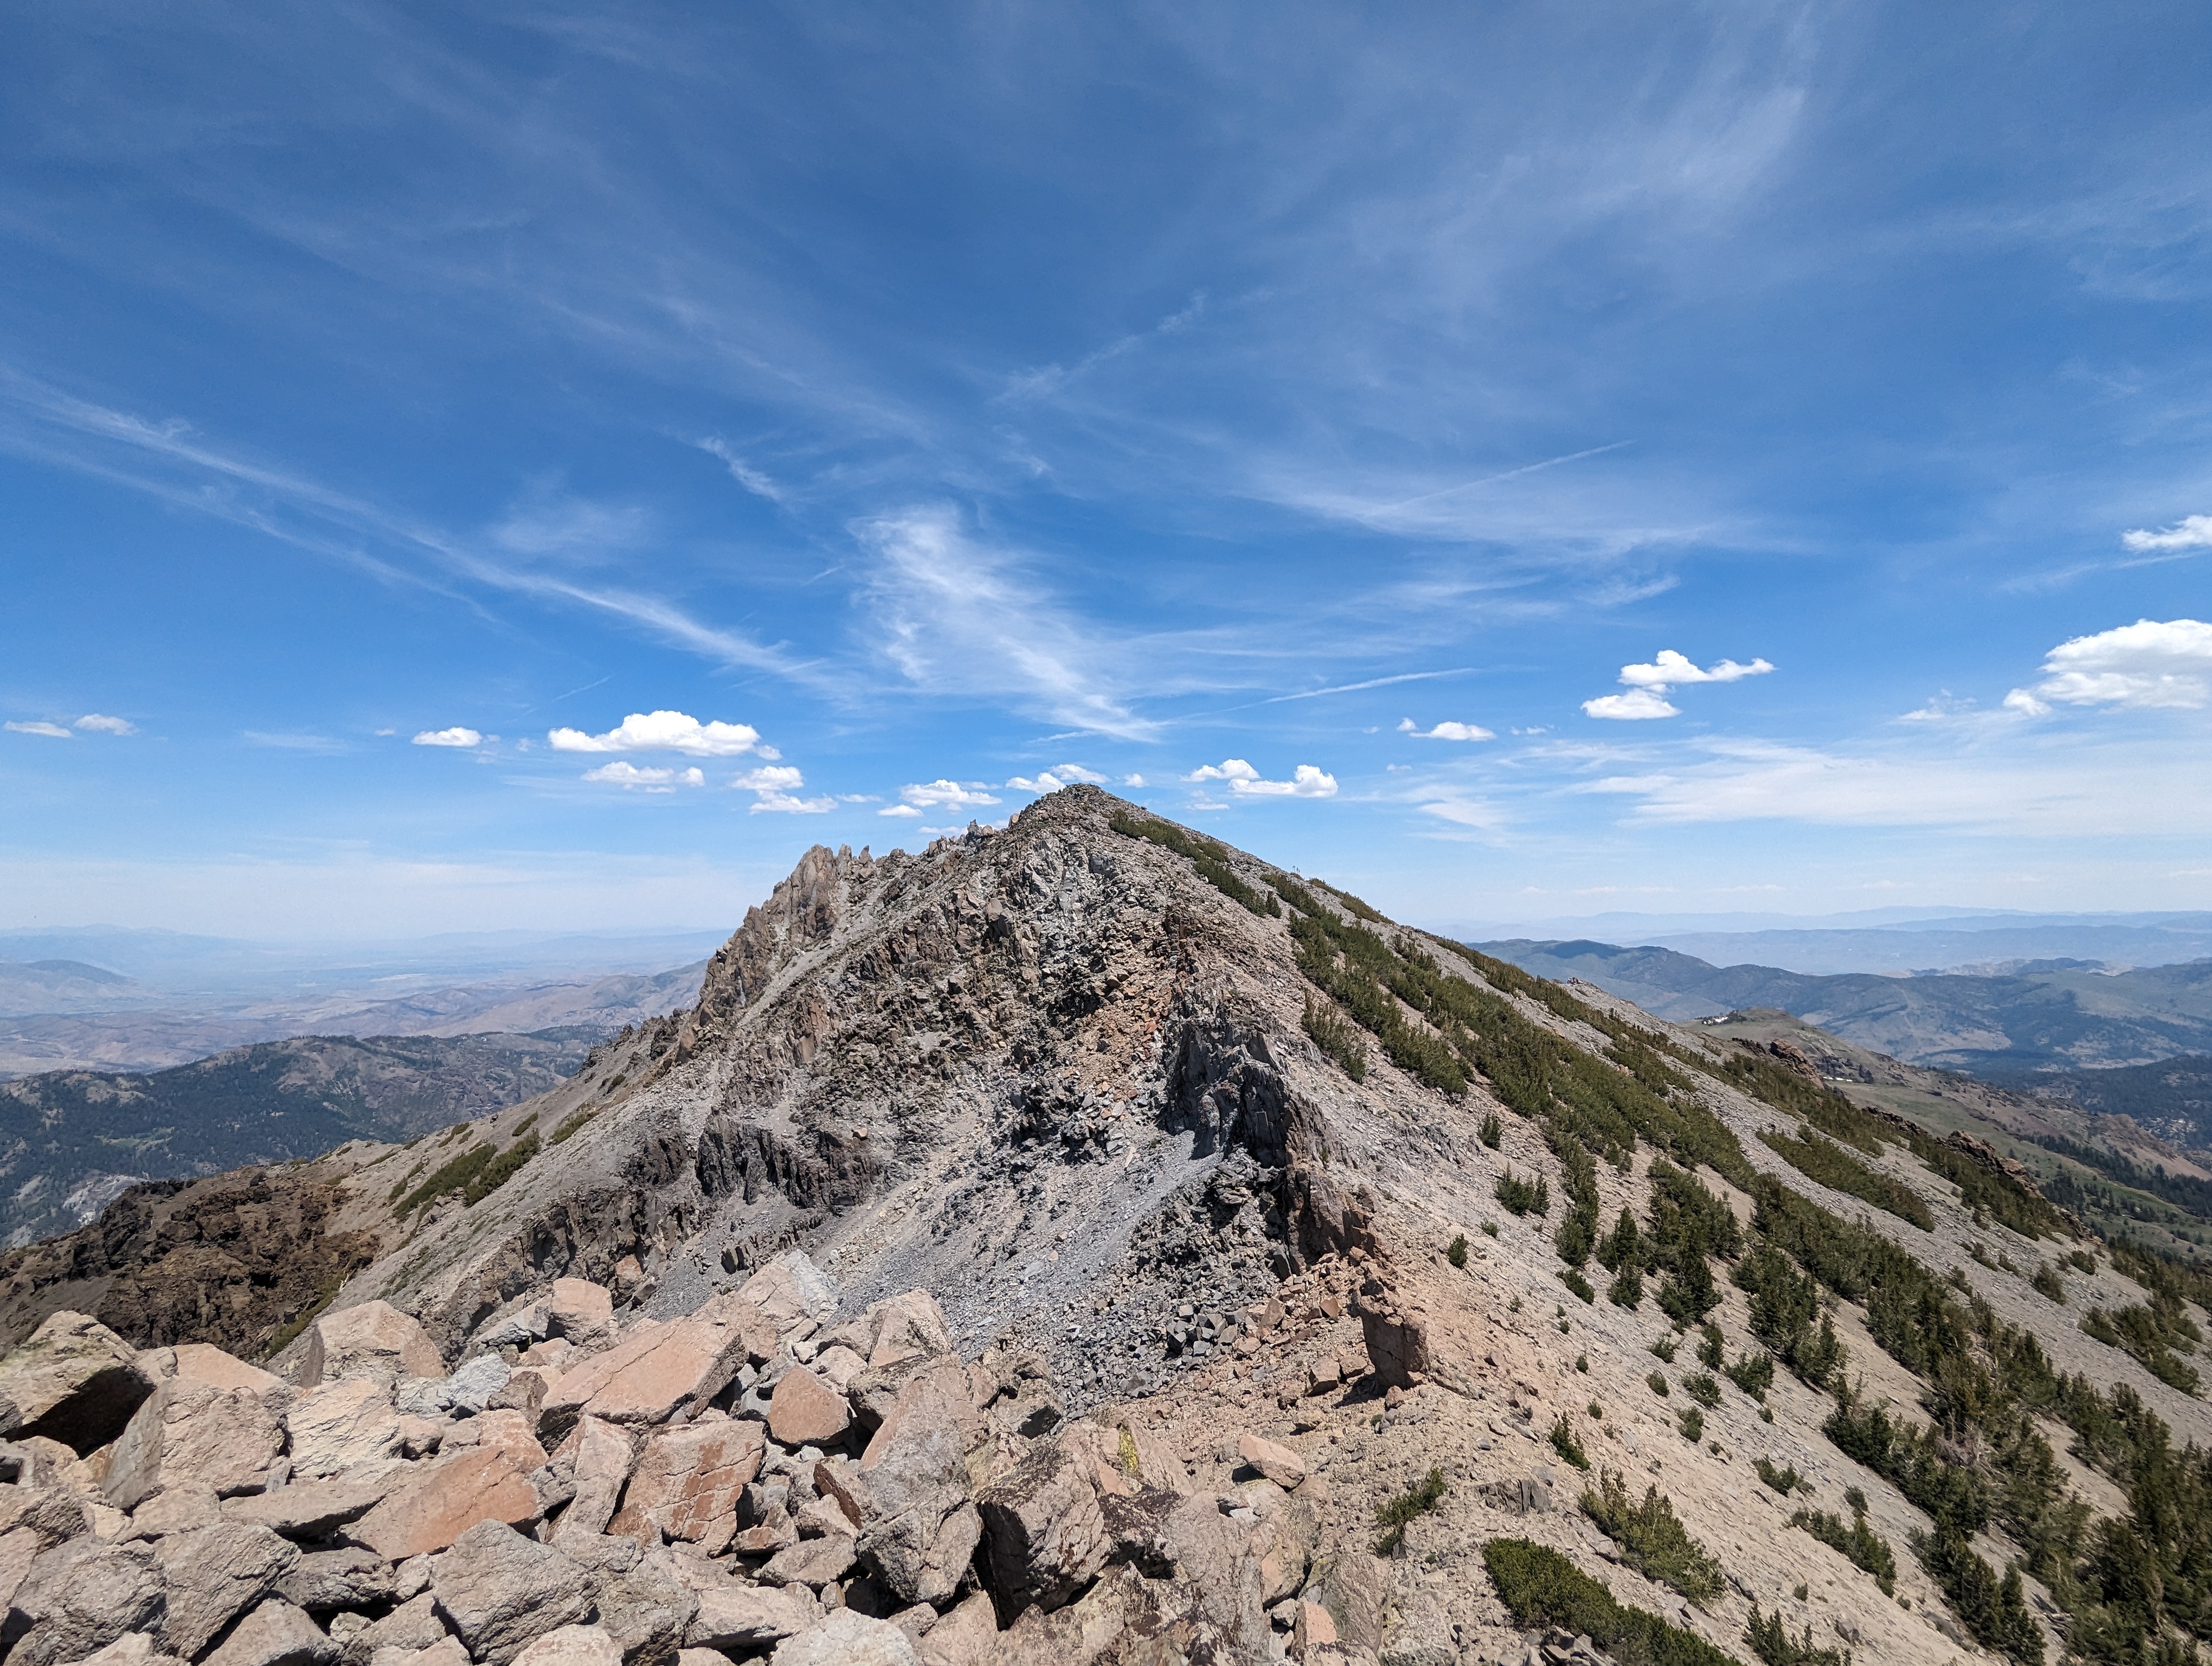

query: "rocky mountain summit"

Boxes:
[1, 785, 2209, 1666]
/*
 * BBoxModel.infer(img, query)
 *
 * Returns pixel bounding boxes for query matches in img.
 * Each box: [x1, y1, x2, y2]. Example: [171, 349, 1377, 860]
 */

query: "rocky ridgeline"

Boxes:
[0, 1247, 1436, 1666]
[4, 787, 2210, 1666]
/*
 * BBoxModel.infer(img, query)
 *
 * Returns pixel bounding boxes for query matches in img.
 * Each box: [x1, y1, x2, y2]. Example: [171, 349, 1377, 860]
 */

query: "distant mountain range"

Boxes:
[1474, 938, 2212, 1072]
[0, 957, 707, 1077]
[0, 1028, 606, 1246]
[1449, 909, 2212, 976]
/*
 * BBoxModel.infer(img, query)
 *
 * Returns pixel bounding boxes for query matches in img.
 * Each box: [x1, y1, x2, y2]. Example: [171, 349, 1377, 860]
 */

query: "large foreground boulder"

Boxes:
[105, 1380, 287, 1511]
[0, 1313, 154, 1456]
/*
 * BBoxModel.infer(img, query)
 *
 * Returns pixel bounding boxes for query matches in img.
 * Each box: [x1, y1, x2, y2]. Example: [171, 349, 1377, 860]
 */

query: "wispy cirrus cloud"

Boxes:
[0, 368, 809, 684]
[5, 713, 137, 739]
[856, 507, 1160, 740]
[582, 761, 705, 791]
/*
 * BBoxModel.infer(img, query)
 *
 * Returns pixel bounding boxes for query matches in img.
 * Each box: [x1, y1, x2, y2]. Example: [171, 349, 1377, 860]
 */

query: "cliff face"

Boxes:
[7, 785, 2212, 1666]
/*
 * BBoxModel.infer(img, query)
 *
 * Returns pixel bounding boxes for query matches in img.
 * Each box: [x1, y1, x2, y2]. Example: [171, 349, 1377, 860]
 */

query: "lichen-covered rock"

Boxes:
[350, 1426, 546, 1560]
[223, 1472, 398, 1540]
[548, 1416, 635, 1550]
[764, 1369, 847, 1449]
[509, 1625, 622, 1666]
[734, 1253, 838, 1337]
[823, 1360, 987, 1608]
[976, 1438, 1107, 1615]
[0, 1313, 153, 1456]
[537, 1295, 769, 1445]
[681, 1580, 819, 1653]
[578, 1547, 696, 1666]
[542, 1283, 616, 1351]
[279, 1548, 399, 1615]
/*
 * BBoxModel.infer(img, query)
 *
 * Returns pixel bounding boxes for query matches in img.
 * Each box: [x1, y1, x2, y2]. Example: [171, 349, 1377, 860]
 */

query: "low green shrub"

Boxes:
[1480, 1111, 1503, 1148]
[1564, 1270, 1596, 1304]
[1754, 1457, 1802, 1495]
[549, 1107, 597, 1144]
[1911, 1527, 2044, 1666]
[1302, 996, 1368, 1081]
[1551, 1415, 1590, 1470]
[1683, 1372, 1722, 1409]
[1791, 1499, 1896, 1595]
[1483, 1539, 1737, 1666]
[1726, 1351, 1775, 1401]
[1447, 1233, 1469, 1268]
[1745, 1605, 1852, 1666]
[1497, 1169, 1549, 1216]
[1373, 1465, 1448, 1555]
[1759, 1125, 1933, 1231]
[1579, 1469, 1725, 1605]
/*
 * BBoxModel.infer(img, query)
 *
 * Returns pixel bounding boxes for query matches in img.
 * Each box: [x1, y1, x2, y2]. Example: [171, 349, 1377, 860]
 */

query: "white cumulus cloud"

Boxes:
[897, 779, 1001, 810]
[730, 764, 831, 813]
[2121, 514, 2212, 553]
[413, 727, 483, 748]
[1585, 648, 1772, 720]
[1582, 689, 1680, 721]
[1007, 763, 1109, 793]
[2005, 618, 2212, 712]
[1184, 759, 1338, 798]
[74, 714, 136, 735]
[1122, 774, 1147, 787]
[583, 762, 706, 790]
[1397, 718, 1495, 741]
[549, 710, 772, 758]
[1617, 649, 1774, 689]
[5, 720, 73, 739]
[878, 804, 923, 817]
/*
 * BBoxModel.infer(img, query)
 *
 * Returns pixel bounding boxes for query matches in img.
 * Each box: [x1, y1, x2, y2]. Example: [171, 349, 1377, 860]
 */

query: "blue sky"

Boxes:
[4, 2, 2211, 939]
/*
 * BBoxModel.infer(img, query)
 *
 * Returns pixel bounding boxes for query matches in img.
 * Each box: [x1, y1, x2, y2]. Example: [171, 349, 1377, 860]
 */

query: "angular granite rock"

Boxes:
[0, 1313, 153, 1456]
[105, 1381, 286, 1511]
[301, 1305, 443, 1392]
[425, 1521, 594, 1666]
